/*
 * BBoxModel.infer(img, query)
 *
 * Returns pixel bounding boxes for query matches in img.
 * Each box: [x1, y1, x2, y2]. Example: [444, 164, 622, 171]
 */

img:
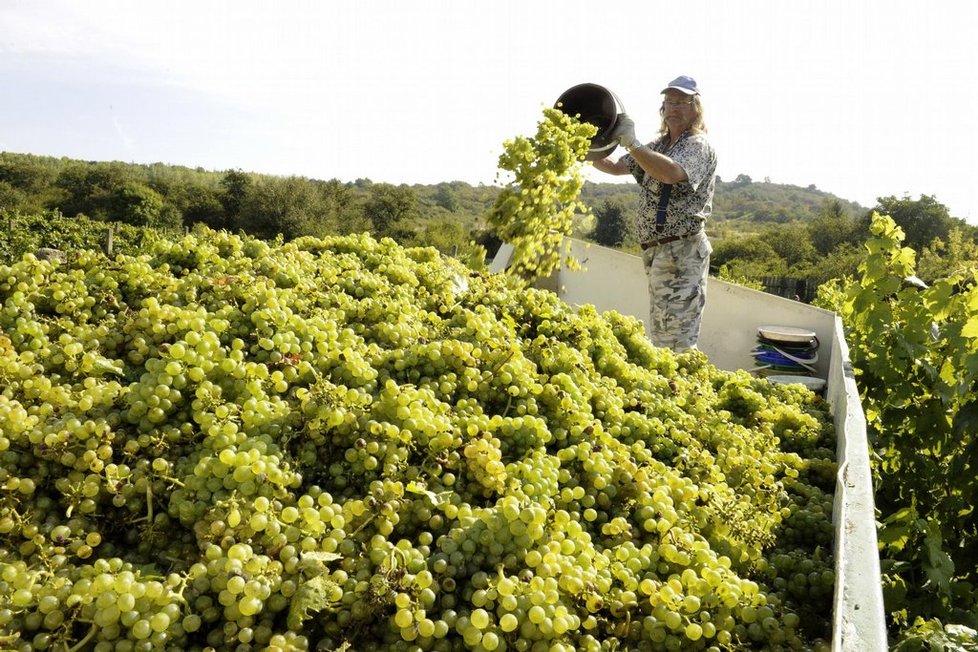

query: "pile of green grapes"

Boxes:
[0, 229, 837, 651]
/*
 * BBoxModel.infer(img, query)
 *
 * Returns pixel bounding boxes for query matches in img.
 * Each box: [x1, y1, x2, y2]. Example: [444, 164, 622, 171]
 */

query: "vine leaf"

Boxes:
[950, 401, 978, 477]
[963, 315, 978, 339]
[878, 506, 914, 552]
[923, 521, 954, 597]
[289, 574, 342, 625]
[289, 551, 344, 625]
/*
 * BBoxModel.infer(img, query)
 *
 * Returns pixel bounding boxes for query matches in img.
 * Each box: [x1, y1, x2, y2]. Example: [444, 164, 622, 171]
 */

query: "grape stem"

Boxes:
[67, 622, 99, 652]
[348, 513, 377, 536]
[156, 473, 185, 488]
[489, 348, 516, 373]
[387, 546, 408, 572]
[133, 484, 154, 525]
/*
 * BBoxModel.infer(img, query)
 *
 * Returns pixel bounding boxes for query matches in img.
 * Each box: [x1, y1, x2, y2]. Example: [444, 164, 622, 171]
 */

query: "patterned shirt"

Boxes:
[623, 132, 717, 242]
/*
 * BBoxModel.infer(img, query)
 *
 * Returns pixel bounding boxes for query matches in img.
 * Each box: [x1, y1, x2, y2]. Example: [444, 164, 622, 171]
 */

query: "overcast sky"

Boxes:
[1, 1, 976, 222]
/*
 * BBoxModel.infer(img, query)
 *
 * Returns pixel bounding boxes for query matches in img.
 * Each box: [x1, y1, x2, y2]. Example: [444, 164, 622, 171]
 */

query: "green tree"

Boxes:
[807, 242, 863, 286]
[219, 169, 253, 229]
[0, 182, 34, 214]
[168, 182, 227, 230]
[433, 183, 459, 212]
[324, 180, 372, 235]
[808, 199, 865, 255]
[0, 153, 57, 194]
[766, 222, 816, 269]
[410, 216, 471, 257]
[241, 176, 341, 240]
[108, 181, 166, 228]
[364, 183, 419, 236]
[917, 226, 978, 282]
[591, 199, 628, 248]
[53, 161, 132, 219]
[866, 194, 953, 252]
[710, 234, 786, 278]
[240, 177, 315, 240]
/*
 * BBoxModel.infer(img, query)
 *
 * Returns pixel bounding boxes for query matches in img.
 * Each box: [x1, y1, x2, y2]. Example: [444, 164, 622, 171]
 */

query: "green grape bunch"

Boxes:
[486, 107, 598, 282]
[0, 226, 837, 651]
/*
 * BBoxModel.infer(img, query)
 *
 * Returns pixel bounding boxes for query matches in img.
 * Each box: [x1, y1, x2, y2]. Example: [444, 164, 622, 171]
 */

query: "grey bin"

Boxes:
[490, 237, 888, 651]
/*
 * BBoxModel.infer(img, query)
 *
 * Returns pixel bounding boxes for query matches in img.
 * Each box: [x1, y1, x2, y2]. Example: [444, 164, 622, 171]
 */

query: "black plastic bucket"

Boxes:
[554, 83, 626, 161]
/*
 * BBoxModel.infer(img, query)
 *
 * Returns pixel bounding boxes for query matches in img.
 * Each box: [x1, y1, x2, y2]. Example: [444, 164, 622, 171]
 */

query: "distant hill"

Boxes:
[401, 175, 868, 242]
[1, 150, 867, 245]
[576, 175, 866, 229]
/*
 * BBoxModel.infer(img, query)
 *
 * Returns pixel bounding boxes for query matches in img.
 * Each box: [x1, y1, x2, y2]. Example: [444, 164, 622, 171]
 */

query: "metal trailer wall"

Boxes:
[490, 238, 888, 650]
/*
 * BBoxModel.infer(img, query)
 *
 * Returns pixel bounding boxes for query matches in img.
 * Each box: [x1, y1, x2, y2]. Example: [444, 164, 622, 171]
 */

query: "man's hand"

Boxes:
[612, 113, 637, 149]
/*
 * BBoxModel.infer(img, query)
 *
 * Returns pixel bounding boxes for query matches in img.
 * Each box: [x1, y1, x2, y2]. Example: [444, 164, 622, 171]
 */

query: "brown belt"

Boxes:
[641, 233, 695, 250]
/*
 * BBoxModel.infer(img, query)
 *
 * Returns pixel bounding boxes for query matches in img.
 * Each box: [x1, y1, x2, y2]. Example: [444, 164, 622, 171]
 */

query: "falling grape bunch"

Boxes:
[486, 107, 597, 282]
[0, 228, 837, 651]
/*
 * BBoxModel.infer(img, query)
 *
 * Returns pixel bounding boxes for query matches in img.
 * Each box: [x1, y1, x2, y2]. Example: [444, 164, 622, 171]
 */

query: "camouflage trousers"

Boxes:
[641, 230, 712, 352]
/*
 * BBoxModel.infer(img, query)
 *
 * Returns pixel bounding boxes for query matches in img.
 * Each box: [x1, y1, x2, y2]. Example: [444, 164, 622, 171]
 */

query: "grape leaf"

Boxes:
[300, 550, 342, 567]
[289, 573, 342, 625]
[962, 315, 978, 339]
[879, 521, 911, 552]
[950, 402, 978, 477]
[879, 506, 915, 552]
[923, 522, 955, 596]
[290, 554, 343, 626]
[405, 480, 451, 507]
[92, 356, 125, 376]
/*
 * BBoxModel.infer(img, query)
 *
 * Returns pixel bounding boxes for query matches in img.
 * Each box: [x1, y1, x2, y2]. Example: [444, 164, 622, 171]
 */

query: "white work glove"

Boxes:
[612, 113, 638, 149]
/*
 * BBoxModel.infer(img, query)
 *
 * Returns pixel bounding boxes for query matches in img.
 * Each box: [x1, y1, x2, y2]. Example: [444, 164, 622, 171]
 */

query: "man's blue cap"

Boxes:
[661, 75, 700, 95]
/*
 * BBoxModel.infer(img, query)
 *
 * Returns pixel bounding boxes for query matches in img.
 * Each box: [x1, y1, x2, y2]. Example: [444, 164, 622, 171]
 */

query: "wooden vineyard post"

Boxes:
[104, 225, 114, 257]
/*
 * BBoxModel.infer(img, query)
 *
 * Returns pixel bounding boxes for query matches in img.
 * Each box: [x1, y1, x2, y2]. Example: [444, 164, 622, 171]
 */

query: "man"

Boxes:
[593, 75, 717, 352]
